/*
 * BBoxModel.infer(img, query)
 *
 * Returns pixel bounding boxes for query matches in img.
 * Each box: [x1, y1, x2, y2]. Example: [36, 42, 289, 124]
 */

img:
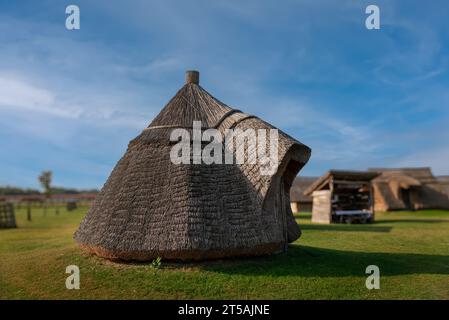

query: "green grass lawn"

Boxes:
[1, 207, 448, 299]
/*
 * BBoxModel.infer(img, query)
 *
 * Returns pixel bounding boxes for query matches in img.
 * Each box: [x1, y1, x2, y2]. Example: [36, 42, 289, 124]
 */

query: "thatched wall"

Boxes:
[437, 176, 449, 199]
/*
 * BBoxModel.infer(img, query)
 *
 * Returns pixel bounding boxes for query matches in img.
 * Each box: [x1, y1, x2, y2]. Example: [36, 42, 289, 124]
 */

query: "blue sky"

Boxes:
[1, 0, 449, 189]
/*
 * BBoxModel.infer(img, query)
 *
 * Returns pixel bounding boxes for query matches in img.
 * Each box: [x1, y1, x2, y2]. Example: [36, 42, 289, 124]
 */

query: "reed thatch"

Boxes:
[74, 71, 311, 261]
[370, 167, 449, 211]
[437, 176, 449, 199]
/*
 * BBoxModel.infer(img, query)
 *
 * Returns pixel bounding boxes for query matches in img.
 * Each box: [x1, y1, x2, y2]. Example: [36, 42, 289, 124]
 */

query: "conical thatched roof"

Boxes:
[74, 71, 311, 261]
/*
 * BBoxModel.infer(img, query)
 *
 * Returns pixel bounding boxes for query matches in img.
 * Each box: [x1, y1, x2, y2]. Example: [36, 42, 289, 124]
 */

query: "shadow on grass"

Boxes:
[374, 219, 449, 224]
[300, 224, 392, 233]
[201, 245, 449, 277]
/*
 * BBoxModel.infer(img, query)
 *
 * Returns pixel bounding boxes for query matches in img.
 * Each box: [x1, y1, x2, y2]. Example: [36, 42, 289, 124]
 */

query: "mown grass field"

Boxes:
[1, 206, 448, 299]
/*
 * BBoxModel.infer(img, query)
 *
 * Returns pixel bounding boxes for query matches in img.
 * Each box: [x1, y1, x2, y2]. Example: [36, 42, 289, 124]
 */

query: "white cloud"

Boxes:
[0, 75, 56, 112]
[231, 95, 381, 164]
[0, 73, 149, 129]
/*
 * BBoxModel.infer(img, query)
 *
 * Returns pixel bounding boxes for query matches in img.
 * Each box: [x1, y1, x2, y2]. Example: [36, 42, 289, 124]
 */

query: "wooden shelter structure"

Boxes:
[370, 168, 449, 211]
[74, 71, 311, 261]
[0, 202, 16, 228]
[304, 170, 378, 224]
[289, 177, 317, 213]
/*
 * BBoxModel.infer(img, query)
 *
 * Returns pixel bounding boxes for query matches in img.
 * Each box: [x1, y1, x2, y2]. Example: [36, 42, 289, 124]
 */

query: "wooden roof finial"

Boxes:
[185, 70, 199, 85]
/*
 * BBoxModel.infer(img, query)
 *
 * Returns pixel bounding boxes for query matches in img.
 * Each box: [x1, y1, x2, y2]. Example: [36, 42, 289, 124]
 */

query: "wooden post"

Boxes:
[27, 204, 31, 221]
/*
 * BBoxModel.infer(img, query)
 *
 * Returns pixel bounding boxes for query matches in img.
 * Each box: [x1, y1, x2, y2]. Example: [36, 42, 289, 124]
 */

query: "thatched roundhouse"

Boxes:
[74, 71, 311, 261]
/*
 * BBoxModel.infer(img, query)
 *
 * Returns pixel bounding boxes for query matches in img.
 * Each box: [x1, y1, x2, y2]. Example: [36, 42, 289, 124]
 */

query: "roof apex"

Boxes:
[148, 78, 233, 129]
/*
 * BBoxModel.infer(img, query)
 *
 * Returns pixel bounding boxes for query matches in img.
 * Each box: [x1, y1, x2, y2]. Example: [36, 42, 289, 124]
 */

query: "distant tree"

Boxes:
[38, 171, 52, 216]
[50, 186, 99, 194]
[0, 185, 99, 196]
[38, 171, 52, 196]
[0, 186, 41, 195]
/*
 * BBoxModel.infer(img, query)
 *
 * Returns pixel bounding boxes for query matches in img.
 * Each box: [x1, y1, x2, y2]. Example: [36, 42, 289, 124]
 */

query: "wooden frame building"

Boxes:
[304, 170, 379, 224]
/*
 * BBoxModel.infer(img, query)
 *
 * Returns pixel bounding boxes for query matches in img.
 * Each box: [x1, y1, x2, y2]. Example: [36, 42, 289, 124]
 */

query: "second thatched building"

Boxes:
[370, 167, 449, 211]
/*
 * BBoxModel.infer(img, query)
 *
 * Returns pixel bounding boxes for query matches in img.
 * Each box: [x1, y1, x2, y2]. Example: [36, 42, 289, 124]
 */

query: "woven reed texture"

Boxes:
[74, 79, 311, 261]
